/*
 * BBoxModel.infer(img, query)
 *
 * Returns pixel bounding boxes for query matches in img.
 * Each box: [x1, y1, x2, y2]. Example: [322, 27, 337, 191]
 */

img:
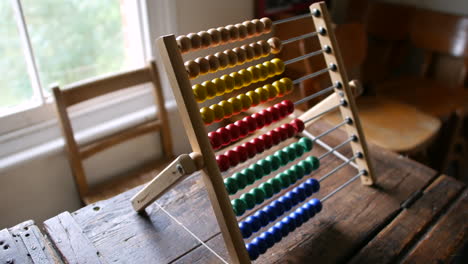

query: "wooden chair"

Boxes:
[52, 60, 174, 204]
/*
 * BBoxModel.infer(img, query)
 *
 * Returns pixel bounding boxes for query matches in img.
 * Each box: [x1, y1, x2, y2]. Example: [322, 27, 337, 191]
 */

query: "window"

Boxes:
[1, 0, 146, 133]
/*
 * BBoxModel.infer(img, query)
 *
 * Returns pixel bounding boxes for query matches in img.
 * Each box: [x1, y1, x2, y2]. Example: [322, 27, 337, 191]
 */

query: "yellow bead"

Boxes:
[247, 66, 261, 83]
[239, 69, 253, 87]
[228, 97, 242, 115]
[264, 84, 278, 100]
[255, 64, 269, 81]
[279, 77, 293, 94]
[272, 80, 287, 97]
[212, 78, 226, 96]
[237, 94, 252, 111]
[246, 91, 260, 106]
[200, 107, 214, 124]
[203, 81, 217, 99]
[221, 75, 235, 93]
[255, 87, 269, 103]
[192, 84, 207, 102]
[263, 61, 277, 77]
[271, 58, 285, 74]
[219, 100, 233, 118]
[210, 104, 225, 122]
[230, 72, 244, 90]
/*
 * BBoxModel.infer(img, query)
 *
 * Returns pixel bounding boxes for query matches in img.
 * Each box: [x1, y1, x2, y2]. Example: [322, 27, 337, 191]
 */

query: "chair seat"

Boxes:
[377, 77, 468, 118]
[323, 97, 441, 153]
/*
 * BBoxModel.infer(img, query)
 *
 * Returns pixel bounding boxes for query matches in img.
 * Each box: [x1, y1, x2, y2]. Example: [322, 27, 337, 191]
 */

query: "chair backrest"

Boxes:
[52, 60, 173, 198]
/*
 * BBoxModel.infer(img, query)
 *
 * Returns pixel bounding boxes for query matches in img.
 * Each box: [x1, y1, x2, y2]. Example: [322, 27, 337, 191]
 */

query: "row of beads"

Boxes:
[192, 58, 285, 103]
[177, 18, 273, 53]
[185, 37, 283, 79]
[230, 155, 319, 217]
[224, 137, 313, 195]
[209, 100, 294, 150]
[238, 178, 320, 239]
[200, 77, 293, 125]
[216, 119, 305, 172]
[246, 198, 323, 260]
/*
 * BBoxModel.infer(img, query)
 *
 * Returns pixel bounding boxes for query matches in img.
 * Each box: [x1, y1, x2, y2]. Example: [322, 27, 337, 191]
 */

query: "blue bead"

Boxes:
[252, 236, 267, 254]
[270, 200, 284, 217]
[286, 191, 299, 206]
[262, 205, 277, 222]
[260, 232, 275, 248]
[274, 221, 289, 237]
[246, 243, 259, 260]
[239, 221, 252, 238]
[301, 181, 314, 196]
[310, 198, 322, 212]
[267, 226, 282, 243]
[254, 210, 269, 227]
[306, 178, 320, 192]
[292, 211, 304, 227]
[246, 216, 261, 233]
[292, 186, 306, 202]
[296, 207, 310, 222]
[278, 196, 292, 211]
[302, 203, 315, 218]
[282, 216, 296, 232]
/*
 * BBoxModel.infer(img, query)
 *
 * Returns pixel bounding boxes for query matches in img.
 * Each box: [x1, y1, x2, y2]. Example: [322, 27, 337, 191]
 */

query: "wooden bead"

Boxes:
[217, 27, 231, 43]
[213, 78, 226, 96]
[261, 17, 273, 33]
[205, 55, 220, 73]
[263, 61, 277, 76]
[228, 97, 242, 114]
[272, 80, 287, 97]
[176, 35, 191, 53]
[252, 19, 265, 35]
[207, 28, 221, 46]
[235, 120, 250, 138]
[249, 42, 263, 59]
[219, 100, 233, 117]
[224, 49, 238, 67]
[200, 107, 214, 124]
[192, 83, 207, 102]
[246, 90, 260, 107]
[243, 20, 256, 36]
[187, 33, 202, 50]
[217, 127, 232, 146]
[229, 72, 244, 90]
[226, 25, 239, 41]
[279, 77, 293, 94]
[214, 52, 229, 70]
[195, 57, 210, 74]
[236, 23, 248, 39]
[247, 66, 261, 83]
[203, 80, 217, 99]
[237, 94, 252, 111]
[233, 47, 247, 64]
[258, 40, 271, 56]
[210, 104, 225, 122]
[264, 84, 278, 100]
[255, 64, 269, 81]
[221, 74, 235, 92]
[209, 131, 223, 150]
[198, 31, 212, 48]
[238, 69, 253, 86]
[226, 123, 240, 141]
[271, 58, 285, 74]
[268, 37, 282, 54]
[185, 60, 200, 79]
[241, 45, 255, 62]
[255, 87, 269, 103]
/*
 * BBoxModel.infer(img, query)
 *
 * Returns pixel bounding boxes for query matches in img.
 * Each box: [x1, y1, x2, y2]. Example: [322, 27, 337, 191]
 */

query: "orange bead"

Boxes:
[233, 47, 247, 64]
[185, 60, 200, 79]
[237, 94, 252, 111]
[203, 81, 217, 99]
[280, 78, 294, 94]
[264, 84, 278, 100]
[219, 100, 233, 118]
[228, 97, 242, 115]
[176, 35, 191, 53]
[198, 31, 212, 48]
[215, 52, 229, 70]
[213, 78, 226, 96]
[263, 61, 277, 76]
[239, 69, 253, 87]
[205, 55, 220, 73]
[226, 25, 239, 41]
[255, 87, 269, 103]
[268, 37, 282, 54]
[221, 74, 235, 93]
[187, 33, 201, 50]
[247, 66, 261, 83]
[192, 83, 207, 102]
[210, 104, 225, 122]
[224, 50, 238, 67]
[246, 90, 260, 106]
[200, 107, 214, 124]
[255, 64, 269, 81]
[207, 28, 221, 46]
[230, 72, 244, 90]
[195, 57, 210, 74]
[272, 80, 287, 97]
[261, 17, 273, 33]
[271, 58, 285, 74]
[217, 27, 231, 43]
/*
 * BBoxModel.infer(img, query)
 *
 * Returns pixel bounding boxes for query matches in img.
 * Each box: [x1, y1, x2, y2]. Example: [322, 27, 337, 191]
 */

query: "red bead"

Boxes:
[259, 109, 273, 126]
[225, 150, 240, 167]
[242, 141, 257, 158]
[242, 116, 257, 133]
[273, 126, 288, 141]
[251, 113, 265, 129]
[233, 145, 248, 162]
[266, 106, 280, 122]
[281, 123, 296, 138]
[273, 103, 288, 118]
[208, 131, 223, 150]
[259, 133, 273, 149]
[226, 124, 240, 142]
[216, 127, 232, 146]
[216, 154, 230, 172]
[235, 120, 249, 137]
[291, 119, 305, 133]
[281, 100, 294, 114]
[250, 137, 265, 153]
[267, 129, 281, 145]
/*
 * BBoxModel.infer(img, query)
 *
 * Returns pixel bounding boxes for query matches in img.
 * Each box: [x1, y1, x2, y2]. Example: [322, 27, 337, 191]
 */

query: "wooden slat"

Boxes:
[79, 119, 162, 160]
[62, 68, 151, 106]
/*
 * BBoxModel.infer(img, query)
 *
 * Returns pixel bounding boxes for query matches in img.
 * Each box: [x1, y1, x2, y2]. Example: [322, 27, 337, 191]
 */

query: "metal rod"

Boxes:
[318, 136, 355, 160]
[321, 170, 365, 203]
[293, 84, 336, 104]
[282, 31, 318, 45]
[302, 103, 342, 124]
[310, 119, 348, 141]
[273, 13, 312, 25]
[285, 49, 325, 66]
[319, 154, 358, 182]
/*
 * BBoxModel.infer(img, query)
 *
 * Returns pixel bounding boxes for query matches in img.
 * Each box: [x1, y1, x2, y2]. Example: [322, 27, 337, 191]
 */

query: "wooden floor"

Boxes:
[1, 121, 467, 264]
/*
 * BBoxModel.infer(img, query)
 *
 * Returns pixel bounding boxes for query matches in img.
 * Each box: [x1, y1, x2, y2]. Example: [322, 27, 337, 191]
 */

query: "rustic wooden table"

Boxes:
[1, 121, 467, 264]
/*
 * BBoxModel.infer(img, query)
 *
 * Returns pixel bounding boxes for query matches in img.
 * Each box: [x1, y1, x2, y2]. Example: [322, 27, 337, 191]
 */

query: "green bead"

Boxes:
[277, 172, 291, 189]
[266, 155, 281, 171]
[298, 160, 313, 175]
[307, 156, 320, 170]
[257, 159, 272, 175]
[291, 164, 305, 180]
[241, 168, 256, 185]
[233, 172, 247, 190]
[259, 182, 274, 199]
[241, 192, 256, 210]
[293, 143, 305, 157]
[285, 147, 296, 161]
[224, 177, 238, 195]
[249, 163, 264, 180]
[267, 177, 282, 194]
[250, 188, 266, 204]
[299, 137, 313, 151]
[286, 168, 297, 184]
[231, 199, 246, 216]
[274, 150, 289, 166]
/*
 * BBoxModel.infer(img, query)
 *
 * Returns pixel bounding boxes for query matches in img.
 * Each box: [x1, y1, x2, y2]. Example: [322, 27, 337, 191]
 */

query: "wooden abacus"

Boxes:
[131, 2, 374, 263]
